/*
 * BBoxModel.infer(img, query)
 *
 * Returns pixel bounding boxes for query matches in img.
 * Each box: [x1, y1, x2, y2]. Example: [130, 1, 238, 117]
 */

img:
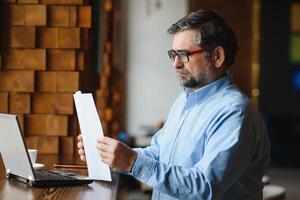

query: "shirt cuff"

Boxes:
[130, 150, 156, 182]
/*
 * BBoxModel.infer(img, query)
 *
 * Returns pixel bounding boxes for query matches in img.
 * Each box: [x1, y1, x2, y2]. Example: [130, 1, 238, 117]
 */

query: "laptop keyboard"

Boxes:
[35, 170, 77, 181]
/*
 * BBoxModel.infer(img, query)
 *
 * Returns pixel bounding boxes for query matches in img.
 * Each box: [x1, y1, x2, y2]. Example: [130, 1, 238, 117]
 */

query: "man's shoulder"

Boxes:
[208, 84, 251, 111]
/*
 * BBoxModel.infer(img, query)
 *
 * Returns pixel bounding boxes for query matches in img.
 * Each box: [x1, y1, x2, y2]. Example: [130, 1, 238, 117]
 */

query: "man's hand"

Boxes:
[96, 137, 137, 172]
[77, 134, 86, 161]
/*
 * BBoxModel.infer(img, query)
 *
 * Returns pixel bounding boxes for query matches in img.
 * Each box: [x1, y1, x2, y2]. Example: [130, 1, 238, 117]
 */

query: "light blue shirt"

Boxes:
[131, 74, 270, 200]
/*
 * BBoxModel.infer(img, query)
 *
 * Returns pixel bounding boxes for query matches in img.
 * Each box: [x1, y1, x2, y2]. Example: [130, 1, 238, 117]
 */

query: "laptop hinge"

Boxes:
[28, 175, 34, 181]
[6, 169, 11, 178]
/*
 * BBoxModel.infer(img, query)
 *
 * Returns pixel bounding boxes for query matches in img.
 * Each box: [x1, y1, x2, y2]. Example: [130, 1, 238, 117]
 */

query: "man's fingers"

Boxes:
[96, 142, 115, 154]
[99, 150, 111, 159]
[100, 155, 114, 166]
[77, 134, 83, 141]
[97, 137, 122, 154]
[98, 150, 114, 166]
[77, 142, 84, 149]
[80, 155, 86, 161]
[97, 136, 117, 146]
[77, 135, 86, 162]
[78, 148, 85, 155]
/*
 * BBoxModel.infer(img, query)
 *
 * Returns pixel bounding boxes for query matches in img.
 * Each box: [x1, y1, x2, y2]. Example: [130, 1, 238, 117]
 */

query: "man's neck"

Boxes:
[189, 71, 229, 91]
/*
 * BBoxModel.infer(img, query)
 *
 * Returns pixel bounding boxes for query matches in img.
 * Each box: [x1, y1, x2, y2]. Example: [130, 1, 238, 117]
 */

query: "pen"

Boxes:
[53, 164, 87, 169]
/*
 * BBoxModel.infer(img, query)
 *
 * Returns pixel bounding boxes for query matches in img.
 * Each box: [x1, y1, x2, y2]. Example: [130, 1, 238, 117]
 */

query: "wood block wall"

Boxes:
[0, 0, 93, 154]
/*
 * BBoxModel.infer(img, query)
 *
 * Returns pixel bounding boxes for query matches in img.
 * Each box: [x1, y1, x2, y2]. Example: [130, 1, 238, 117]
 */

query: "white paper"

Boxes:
[73, 91, 112, 181]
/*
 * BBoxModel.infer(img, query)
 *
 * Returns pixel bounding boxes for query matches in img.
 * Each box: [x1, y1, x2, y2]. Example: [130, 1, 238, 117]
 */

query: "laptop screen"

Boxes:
[0, 114, 35, 181]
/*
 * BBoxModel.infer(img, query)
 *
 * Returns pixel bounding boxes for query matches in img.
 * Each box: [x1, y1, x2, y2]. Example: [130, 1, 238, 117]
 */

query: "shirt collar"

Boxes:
[183, 74, 233, 105]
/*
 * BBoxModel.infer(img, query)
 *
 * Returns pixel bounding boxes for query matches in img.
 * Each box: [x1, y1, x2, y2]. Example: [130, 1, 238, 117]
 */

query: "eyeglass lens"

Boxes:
[168, 50, 189, 63]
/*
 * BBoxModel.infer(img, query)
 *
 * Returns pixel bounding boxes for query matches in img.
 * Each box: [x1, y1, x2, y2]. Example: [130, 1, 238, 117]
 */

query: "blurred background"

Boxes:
[0, 0, 300, 199]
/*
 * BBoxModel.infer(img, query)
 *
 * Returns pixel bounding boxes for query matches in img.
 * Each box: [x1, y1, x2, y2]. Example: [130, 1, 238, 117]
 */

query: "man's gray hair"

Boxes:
[167, 10, 238, 67]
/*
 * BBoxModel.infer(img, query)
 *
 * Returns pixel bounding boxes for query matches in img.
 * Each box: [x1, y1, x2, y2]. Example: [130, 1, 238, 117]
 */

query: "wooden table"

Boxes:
[0, 154, 119, 200]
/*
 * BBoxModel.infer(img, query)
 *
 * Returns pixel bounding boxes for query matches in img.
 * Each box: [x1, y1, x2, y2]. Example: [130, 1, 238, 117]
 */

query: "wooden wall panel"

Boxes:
[78, 6, 91, 28]
[0, 93, 8, 113]
[40, 0, 84, 5]
[9, 5, 26, 25]
[25, 136, 59, 154]
[36, 71, 57, 92]
[9, 5, 47, 26]
[58, 28, 80, 49]
[76, 50, 91, 71]
[25, 5, 47, 26]
[47, 49, 76, 70]
[48, 6, 77, 27]
[80, 28, 90, 49]
[10, 26, 35, 48]
[37, 27, 58, 48]
[37, 71, 79, 92]
[38, 28, 80, 49]
[0, 71, 34, 92]
[9, 93, 30, 114]
[18, 0, 39, 4]
[57, 72, 79, 92]
[68, 115, 80, 136]
[3, 49, 46, 70]
[1, 0, 94, 155]
[59, 136, 74, 154]
[16, 114, 24, 133]
[32, 93, 73, 114]
[25, 114, 68, 136]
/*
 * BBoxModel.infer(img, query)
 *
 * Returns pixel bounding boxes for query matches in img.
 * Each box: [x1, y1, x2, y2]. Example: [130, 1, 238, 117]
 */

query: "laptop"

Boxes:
[0, 113, 93, 187]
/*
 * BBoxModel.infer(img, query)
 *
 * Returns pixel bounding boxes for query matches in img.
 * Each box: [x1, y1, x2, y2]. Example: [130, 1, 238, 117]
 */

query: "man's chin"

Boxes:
[179, 79, 188, 86]
[180, 80, 203, 89]
[180, 81, 193, 88]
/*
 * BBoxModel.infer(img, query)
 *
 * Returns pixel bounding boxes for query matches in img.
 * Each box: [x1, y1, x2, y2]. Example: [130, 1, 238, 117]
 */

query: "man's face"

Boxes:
[171, 29, 215, 90]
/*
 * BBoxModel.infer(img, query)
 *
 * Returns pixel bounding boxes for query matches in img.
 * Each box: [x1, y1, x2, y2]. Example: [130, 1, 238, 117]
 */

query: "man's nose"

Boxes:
[172, 57, 184, 69]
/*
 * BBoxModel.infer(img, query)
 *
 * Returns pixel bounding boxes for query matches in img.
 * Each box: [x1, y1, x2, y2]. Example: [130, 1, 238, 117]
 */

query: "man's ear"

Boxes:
[212, 46, 225, 68]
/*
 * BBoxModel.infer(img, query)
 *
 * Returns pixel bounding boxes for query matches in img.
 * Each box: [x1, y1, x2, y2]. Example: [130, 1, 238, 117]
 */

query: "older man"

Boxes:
[78, 10, 270, 200]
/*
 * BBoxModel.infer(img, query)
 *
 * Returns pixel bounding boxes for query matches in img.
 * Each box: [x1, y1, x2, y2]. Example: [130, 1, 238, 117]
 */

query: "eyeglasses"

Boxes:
[167, 49, 205, 63]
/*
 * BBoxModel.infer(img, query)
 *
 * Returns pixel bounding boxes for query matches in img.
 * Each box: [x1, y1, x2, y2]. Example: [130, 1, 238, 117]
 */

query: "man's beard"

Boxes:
[176, 68, 212, 89]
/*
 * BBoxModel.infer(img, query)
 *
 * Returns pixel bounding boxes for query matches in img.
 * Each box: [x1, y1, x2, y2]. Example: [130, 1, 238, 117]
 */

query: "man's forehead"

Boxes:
[172, 29, 198, 50]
